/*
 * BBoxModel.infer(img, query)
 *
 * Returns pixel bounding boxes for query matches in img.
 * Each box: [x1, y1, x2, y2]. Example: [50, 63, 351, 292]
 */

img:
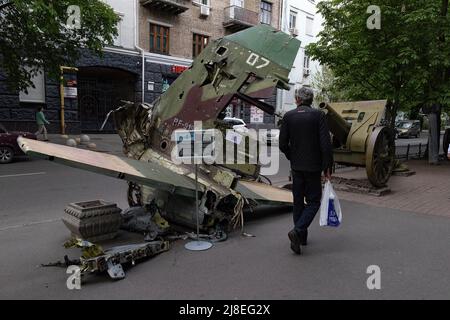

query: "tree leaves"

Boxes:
[306, 0, 450, 115]
[0, 0, 120, 92]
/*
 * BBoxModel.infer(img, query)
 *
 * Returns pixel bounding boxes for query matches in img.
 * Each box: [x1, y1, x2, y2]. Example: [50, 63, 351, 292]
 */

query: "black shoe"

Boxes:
[299, 229, 308, 246]
[288, 229, 302, 255]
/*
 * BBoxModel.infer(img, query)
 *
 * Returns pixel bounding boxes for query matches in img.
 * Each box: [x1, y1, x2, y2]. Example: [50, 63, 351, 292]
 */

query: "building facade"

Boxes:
[0, 0, 142, 133]
[0, 0, 283, 133]
[277, 0, 323, 114]
[138, 0, 282, 129]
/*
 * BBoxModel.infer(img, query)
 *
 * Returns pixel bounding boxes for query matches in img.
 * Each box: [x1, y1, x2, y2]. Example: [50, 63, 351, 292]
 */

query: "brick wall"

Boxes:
[139, 0, 281, 59]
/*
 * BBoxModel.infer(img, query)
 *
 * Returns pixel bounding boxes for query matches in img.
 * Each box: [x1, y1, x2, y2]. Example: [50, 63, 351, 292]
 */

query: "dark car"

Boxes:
[0, 124, 36, 164]
[395, 120, 421, 139]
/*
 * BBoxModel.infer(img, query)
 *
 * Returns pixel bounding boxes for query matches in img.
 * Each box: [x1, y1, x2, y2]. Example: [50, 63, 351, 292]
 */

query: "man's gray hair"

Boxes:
[295, 87, 314, 106]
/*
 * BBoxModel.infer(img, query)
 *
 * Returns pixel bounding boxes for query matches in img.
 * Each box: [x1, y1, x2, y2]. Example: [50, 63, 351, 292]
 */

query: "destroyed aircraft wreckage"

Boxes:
[18, 25, 299, 245]
[18, 25, 399, 281]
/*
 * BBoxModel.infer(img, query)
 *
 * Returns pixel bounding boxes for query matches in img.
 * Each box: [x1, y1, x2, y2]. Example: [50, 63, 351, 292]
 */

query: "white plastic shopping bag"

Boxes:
[319, 180, 343, 227]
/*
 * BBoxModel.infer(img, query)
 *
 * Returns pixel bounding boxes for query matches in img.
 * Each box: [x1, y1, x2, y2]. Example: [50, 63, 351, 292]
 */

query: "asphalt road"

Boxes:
[1, 158, 450, 299]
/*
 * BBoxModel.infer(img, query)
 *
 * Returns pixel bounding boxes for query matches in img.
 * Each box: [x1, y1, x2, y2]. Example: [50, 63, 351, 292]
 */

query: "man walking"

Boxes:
[279, 87, 333, 255]
[35, 106, 50, 141]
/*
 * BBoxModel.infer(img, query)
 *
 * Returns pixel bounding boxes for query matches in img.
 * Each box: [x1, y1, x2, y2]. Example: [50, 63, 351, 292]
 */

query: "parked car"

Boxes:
[262, 129, 280, 146]
[0, 124, 36, 164]
[395, 120, 421, 139]
[223, 117, 249, 134]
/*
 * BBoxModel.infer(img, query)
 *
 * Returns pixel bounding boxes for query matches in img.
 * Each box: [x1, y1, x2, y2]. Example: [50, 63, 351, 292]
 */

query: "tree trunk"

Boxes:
[388, 92, 401, 128]
[427, 104, 441, 164]
[436, 105, 442, 154]
[423, 1, 447, 164]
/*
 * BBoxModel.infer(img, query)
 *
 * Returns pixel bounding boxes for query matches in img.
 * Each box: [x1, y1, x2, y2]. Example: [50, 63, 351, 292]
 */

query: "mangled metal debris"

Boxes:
[62, 238, 169, 280]
[41, 255, 80, 268]
[120, 200, 170, 241]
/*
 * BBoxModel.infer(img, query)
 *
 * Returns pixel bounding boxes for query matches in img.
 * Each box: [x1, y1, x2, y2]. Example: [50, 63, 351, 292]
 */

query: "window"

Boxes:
[150, 23, 170, 55]
[303, 55, 310, 69]
[196, 0, 210, 5]
[303, 54, 310, 77]
[289, 11, 297, 29]
[19, 68, 46, 103]
[260, 1, 272, 25]
[230, 0, 244, 7]
[306, 16, 314, 36]
[193, 33, 209, 58]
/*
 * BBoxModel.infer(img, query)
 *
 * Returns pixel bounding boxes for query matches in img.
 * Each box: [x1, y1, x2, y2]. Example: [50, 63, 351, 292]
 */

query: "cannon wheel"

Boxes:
[366, 126, 395, 187]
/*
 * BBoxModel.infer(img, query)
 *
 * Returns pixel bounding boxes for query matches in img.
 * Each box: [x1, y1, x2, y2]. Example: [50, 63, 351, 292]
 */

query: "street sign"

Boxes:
[250, 106, 264, 123]
[64, 87, 78, 98]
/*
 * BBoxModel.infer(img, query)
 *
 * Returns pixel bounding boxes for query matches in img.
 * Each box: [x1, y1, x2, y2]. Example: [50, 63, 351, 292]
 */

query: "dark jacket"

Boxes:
[279, 104, 333, 172]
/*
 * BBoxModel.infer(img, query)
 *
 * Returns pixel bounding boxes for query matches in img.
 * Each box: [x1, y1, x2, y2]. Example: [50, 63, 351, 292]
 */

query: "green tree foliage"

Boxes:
[311, 65, 349, 103]
[0, 0, 119, 91]
[307, 0, 450, 124]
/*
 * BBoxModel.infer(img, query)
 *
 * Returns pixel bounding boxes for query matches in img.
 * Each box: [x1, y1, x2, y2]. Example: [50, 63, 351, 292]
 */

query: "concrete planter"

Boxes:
[63, 200, 122, 242]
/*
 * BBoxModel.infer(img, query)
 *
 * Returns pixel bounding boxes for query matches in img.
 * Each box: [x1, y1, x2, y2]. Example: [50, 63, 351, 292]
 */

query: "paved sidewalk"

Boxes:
[333, 160, 450, 217]
[46, 133, 123, 154]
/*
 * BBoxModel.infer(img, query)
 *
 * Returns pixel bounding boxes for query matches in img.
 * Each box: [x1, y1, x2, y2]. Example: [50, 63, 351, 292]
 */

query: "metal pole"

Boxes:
[59, 66, 78, 135]
[59, 68, 65, 135]
[184, 132, 212, 252]
[195, 163, 199, 241]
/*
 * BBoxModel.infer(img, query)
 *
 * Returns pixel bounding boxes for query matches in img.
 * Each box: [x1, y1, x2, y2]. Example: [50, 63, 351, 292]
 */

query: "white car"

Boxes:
[223, 117, 249, 134]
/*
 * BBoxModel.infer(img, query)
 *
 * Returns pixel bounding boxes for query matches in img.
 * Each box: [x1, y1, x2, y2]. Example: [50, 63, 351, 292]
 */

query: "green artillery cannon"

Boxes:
[319, 100, 396, 187]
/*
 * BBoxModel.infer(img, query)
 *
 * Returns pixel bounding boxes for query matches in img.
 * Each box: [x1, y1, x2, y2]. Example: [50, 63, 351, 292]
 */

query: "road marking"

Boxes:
[0, 218, 60, 232]
[0, 172, 46, 179]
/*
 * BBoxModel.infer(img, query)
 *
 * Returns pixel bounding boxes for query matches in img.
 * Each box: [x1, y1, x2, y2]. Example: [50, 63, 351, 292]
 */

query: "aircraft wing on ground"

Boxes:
[18, 137, 198, 198]
[18, 137, 292, 205]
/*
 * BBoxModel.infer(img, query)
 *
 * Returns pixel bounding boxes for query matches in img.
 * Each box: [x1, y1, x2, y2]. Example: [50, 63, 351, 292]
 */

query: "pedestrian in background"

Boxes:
[279, 87, 334, 255]
[35, 106, 50, 141]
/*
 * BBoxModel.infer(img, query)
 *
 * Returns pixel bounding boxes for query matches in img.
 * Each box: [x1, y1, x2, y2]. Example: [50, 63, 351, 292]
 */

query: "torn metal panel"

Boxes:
[235, 180, 293, 204]
[65, 238, 170, 280]
[120, 202, 170, 240]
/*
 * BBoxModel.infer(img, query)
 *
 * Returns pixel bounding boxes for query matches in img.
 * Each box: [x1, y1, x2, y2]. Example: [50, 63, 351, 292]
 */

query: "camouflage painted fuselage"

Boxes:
[115, 25, 299, 162]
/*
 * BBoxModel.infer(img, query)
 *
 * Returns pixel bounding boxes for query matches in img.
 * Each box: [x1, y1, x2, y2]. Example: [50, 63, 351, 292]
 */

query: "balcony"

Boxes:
[223, 6, 259, 32]
[140, 0, 189, 15]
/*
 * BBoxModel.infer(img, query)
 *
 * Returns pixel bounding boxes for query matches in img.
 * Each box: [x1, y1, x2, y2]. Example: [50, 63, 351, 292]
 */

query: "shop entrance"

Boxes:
[78, 67, 137, 132]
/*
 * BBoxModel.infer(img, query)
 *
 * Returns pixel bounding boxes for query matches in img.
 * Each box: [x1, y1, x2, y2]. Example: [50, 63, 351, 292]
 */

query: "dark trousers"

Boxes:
[292, 170, 322, 234]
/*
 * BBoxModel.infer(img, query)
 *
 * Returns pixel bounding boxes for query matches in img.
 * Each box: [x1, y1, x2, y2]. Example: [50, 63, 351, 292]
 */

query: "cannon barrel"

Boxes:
[319, 102, 351, 145]
[318, 100, 395, 188]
